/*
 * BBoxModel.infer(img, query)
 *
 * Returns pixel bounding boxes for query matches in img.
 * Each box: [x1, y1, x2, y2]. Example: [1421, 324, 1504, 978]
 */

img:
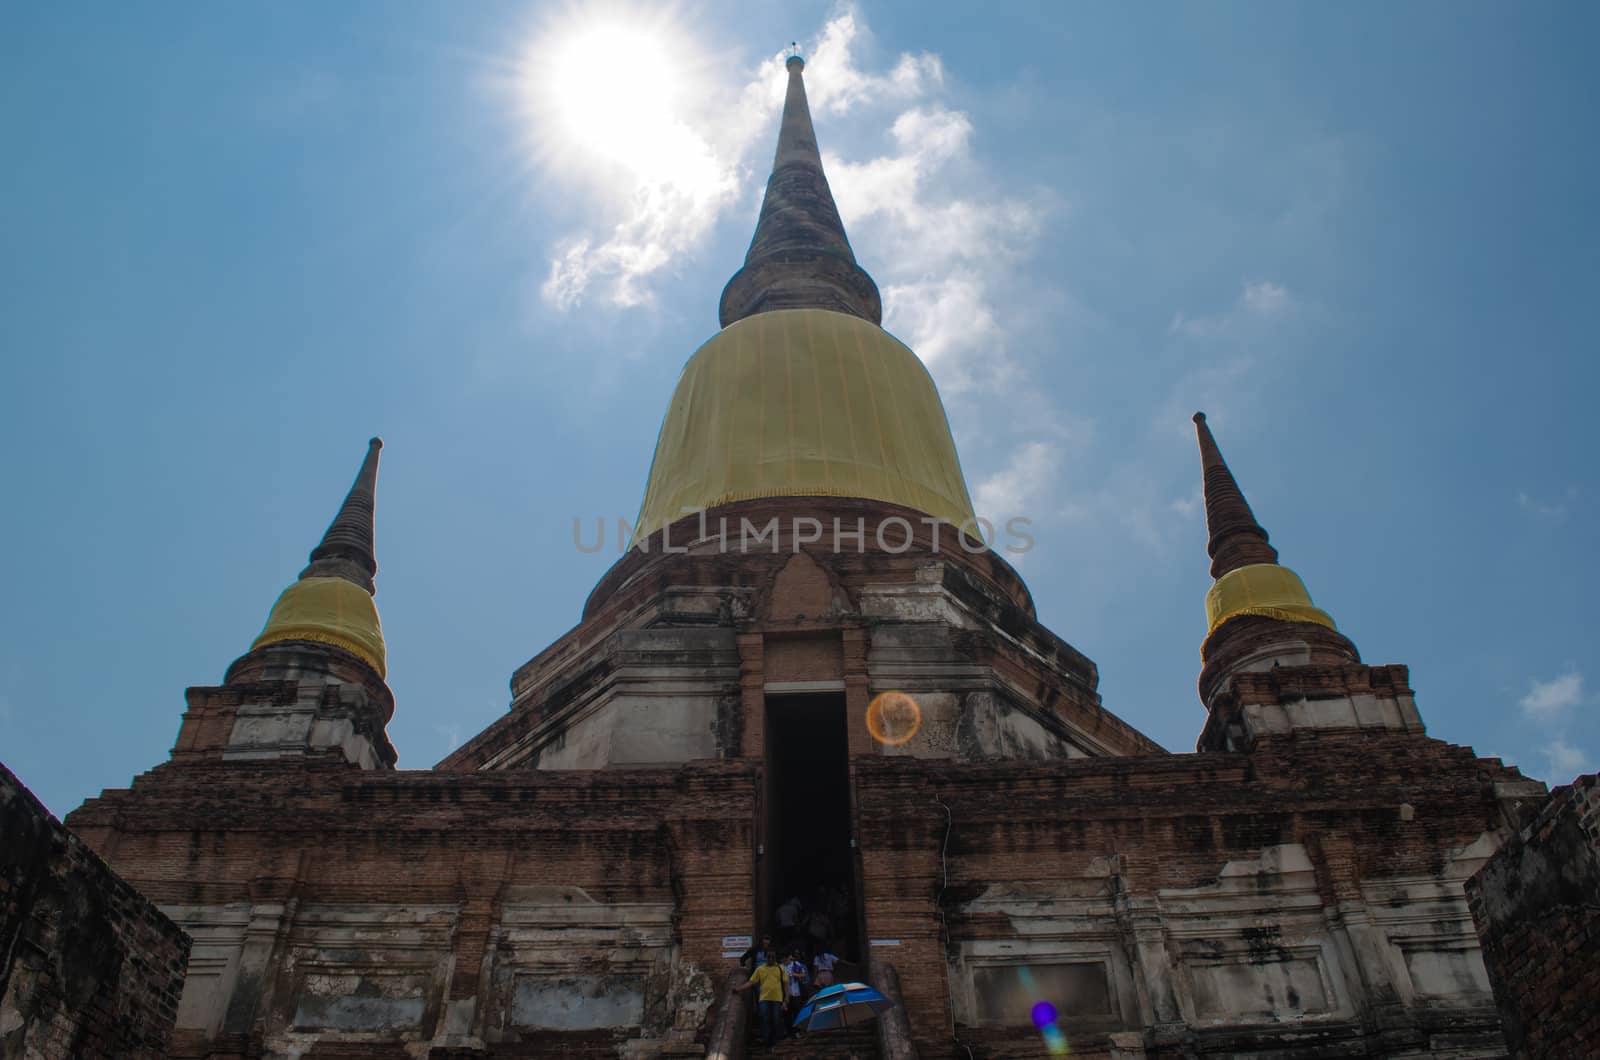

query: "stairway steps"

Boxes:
[761, 1025, 879, 1058]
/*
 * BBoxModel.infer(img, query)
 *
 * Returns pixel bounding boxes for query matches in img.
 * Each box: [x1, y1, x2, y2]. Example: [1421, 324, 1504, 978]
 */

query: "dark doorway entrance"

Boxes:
[764, 693, 858, 962]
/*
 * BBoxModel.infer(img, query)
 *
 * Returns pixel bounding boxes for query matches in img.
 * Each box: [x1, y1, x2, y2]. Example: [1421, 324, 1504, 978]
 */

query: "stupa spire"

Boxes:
[718, 54, 882, 328]
[250, 437, 389, 678]
[1193, 412, 1280, 579]
[300, 437, 383, 594]
[1191, 413, 1337, 653]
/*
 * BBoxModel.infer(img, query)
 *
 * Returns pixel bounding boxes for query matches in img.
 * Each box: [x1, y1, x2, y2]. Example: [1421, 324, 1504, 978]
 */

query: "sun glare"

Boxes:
[546, 24, 675, 162]
[500, 4, 781, 306]
[517, 7, 725, 192]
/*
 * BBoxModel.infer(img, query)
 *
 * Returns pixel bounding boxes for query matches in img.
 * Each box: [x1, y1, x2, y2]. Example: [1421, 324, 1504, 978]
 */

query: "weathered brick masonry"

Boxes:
[1467, 772, 1600, 1059]
[858, 737, 1544, 1058]
[67, 759, 756, 1058]
[2, 762, 189, 1060]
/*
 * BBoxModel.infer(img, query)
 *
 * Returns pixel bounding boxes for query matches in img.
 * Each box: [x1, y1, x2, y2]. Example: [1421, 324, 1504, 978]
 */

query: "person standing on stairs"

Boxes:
[783, 950, 808, 1031]
[736, 951, 791, 1049]
[812, 947, 838, 990]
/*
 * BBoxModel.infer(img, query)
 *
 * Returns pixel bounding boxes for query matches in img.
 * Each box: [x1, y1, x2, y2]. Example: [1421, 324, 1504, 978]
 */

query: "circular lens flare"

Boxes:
[1019, 968, 1069, 1054]
[866, 691, 922, 746]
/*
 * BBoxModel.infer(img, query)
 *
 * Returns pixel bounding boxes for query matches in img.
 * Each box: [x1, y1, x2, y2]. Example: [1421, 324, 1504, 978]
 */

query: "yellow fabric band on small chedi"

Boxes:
[635, 308, 977, 539]
[252, 576, 387, 677]
[1205, 563, 1336, 638]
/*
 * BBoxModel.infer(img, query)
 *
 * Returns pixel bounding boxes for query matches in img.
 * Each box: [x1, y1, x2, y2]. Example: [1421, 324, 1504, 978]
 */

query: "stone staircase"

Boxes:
[760, 1024, 880, 1058]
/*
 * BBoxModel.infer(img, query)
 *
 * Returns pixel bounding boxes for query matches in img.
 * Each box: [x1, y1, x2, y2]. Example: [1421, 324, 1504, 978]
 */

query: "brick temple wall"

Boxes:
[65, 759, 757, 1059]
[1467, 771, 1600, 1060]
[855, 734, 1541, 1058]
[1, 761, 189, 1060]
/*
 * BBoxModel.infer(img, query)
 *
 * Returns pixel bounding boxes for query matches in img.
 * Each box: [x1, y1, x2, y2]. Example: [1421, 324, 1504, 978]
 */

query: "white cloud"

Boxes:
[523, 18, 783, 311]
[826, 107, 977, 230]
[1514, 671, 1592, 786]
[1516, 486, 1577, 519]
[541, 152, 738, 310]
[1520, 670, 1583, 720]
[1240, 279, 1292, 317]
[538, 109, 746, 310]
[1168, 279, 1298, 338]
[1170, 486, 1204, 517]
[802, 11, 944, 116]
[829, 103, 1041, 270]
[882, 273, 1008, 395]
[1542, 737, 1591, 782]
[1094, 471, 1184, 555]
[975, 441, 1063, 519]
[827, 101, 1044, 397]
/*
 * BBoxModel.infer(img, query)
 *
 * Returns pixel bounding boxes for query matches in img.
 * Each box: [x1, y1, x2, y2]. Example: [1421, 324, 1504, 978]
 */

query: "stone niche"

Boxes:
[163, 902, 251, 1039]
[947, 875, 1141, 1034]
[1160, 844, 1353, 1028]
[510, 974, 645, 1030]
[269, 903, 453, 1052]
[1360, 834, 1501, 1006]
[972, 962, 1114, 1024]
[1180, 933, 1337, 1022]
[484, 886, 678, 1043]
[290, 970, 430, 1032]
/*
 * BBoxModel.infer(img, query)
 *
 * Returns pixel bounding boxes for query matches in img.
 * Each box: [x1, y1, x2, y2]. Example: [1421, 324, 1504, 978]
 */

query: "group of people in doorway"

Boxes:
[774, 885, 847, 954]
[735, 887, 854, 1047]
[735, 931, 842, 1048]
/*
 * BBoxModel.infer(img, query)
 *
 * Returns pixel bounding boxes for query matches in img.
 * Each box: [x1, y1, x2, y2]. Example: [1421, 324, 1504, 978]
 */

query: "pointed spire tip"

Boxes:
[300, 436, 383, 593]
[1192, 411, 1278, 578]
[718, 47, 880, 327]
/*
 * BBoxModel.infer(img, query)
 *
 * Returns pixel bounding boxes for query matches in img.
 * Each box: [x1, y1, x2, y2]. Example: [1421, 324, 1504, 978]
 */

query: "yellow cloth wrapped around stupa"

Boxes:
[1205, 563, 1336, 637]
[635, 308, 976, 538]
[252, 576, 386, 676]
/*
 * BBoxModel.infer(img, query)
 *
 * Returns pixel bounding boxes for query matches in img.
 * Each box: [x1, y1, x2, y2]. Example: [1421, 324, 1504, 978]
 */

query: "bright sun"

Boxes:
[518, 8, 720, 188]
[546, 24, 675, 163]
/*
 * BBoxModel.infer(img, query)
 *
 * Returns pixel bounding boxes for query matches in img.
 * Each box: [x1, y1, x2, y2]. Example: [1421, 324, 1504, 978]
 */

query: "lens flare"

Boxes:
[1019, 967, 1069, 1055]
[866, 691, 921, 746]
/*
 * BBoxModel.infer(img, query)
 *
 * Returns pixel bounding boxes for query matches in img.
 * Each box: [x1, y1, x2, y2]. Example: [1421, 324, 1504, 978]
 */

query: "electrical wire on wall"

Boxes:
[934, 793, 976, 1060]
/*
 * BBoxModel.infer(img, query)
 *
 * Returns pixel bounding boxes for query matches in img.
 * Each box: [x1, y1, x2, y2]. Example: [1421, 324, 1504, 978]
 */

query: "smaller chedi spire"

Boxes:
[251, 438, 388, 676]
[1191, 413, 1335, 649]
[718, 53, 882, 328]
[301, 436, 383, 593]
[1193, 412, 1279, 579]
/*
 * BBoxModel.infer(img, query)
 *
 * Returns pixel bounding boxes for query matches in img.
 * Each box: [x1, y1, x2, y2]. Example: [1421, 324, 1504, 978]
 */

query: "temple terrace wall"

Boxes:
[1, 761, 189, 1060]
[1467, 771, 1600, 1059]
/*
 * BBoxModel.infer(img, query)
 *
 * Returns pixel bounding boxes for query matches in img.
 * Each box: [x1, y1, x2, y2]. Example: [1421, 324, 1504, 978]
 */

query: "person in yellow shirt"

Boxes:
[736, 951, 791, 1047]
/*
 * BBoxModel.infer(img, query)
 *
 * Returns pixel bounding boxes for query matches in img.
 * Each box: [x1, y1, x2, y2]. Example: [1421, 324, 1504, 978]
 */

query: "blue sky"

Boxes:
[2, 2, 1594, 817]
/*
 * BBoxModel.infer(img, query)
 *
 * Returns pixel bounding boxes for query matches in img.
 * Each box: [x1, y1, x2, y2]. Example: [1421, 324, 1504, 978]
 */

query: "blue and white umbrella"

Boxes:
[793, 981, 894, 1031]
